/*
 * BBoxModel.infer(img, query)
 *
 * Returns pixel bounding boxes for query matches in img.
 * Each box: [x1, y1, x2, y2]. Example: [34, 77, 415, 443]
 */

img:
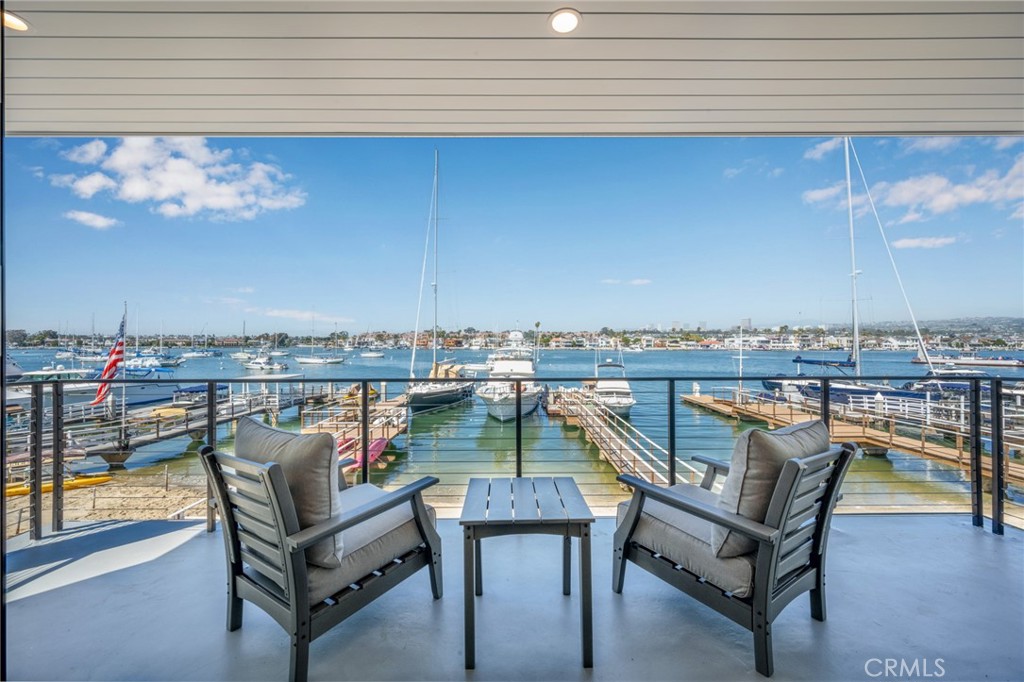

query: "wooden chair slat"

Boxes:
[531, 477, 566, 522]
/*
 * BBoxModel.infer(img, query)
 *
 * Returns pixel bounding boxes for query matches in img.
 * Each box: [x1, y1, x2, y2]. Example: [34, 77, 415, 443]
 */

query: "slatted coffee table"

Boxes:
[460, 476, 595, 669]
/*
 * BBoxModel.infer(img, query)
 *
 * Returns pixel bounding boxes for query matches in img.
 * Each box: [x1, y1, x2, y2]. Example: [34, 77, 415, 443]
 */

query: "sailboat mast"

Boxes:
[431, 149, 439, 367]
[844, 136, 862, 378]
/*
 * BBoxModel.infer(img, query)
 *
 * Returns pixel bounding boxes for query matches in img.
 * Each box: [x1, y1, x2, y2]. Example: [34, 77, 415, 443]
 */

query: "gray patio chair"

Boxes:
[199, 416, 442, 682]
[612, 420, 855, 677]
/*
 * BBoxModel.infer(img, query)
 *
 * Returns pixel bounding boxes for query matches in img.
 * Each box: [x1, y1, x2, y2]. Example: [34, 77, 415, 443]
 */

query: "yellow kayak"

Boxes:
[5, 474, 113, 497]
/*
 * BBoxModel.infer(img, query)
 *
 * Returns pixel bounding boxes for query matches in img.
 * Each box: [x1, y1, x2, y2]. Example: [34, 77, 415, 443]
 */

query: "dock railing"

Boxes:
[4, 373, 1020, 539]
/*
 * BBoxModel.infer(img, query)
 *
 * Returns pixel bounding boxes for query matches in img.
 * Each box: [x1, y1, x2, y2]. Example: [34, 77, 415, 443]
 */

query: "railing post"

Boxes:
[200, 380, 217, 531]
[361, 380, 370, 484]
[515, 379, 523, 478]
[990, 379, 1004, 535]
[668, 379, 676, 484]
[969, 379, 983, 527]
[821, 378, 831, 430]
[29, 383, 45, 540]
[52, 383, 65, 532]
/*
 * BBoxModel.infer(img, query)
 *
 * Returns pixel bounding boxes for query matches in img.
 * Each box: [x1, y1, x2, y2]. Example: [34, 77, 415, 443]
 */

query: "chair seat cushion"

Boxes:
[233, 416, 342, 569]
[307, 484, 436, 605]
[617, 483, 755, 598]
[714, 420, 830, 558]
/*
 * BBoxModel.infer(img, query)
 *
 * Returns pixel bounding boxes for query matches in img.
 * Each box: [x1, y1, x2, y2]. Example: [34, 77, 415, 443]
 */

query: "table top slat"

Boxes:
[487, 478, 515, 523]
[460, 477, 492, 525]
[554, 477, 596, 522]
[532, 477, 569, 523]
[512, 478, 541, 522]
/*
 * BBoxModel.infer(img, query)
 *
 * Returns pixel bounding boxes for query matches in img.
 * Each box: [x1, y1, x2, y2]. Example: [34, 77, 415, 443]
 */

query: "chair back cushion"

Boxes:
[712, 420, 830, 558]
[234, 416, 343, 568]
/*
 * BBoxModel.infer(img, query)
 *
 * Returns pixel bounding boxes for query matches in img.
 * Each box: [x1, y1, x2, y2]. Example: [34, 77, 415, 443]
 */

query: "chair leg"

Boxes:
[290, 632, 310, 682]
[428, 543, 444, 600]
[810, 572, 827, 621]
[226, 592, 243, 631]
[611, 537, 628, 593]
[753, 615, 774, 677]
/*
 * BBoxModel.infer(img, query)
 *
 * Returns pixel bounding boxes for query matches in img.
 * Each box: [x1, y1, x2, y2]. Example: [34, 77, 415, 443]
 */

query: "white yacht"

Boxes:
[475, 333, 544, 421]
[591, 353, 636, 418]
[241, 354, 289, 372]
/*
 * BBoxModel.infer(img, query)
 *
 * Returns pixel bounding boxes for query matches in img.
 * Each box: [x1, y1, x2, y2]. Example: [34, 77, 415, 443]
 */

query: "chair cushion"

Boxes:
[712, 420, 830, 558]
[233, 416, 342, 569]
[617, 484, 755, 598]
[307, 483, 436, 605]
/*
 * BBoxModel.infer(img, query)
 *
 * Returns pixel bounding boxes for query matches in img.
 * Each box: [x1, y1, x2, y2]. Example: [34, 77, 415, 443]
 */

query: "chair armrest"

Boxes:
[691, 455, 730, 490]
[617, 474, 778, 545]
[337, 458, 357, 490]
[286, 476, 438, 553]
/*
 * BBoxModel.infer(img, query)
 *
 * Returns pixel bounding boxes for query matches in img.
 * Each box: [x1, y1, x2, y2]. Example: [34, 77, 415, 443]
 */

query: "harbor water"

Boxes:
[8, 347, 1024, 515]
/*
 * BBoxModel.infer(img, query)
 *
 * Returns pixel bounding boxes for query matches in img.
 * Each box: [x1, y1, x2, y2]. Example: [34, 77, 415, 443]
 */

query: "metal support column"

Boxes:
[515, 379, 523, 478]
[969, 380, 983, 527]
[360, 380, 370, 484]
[205, 380, 218, 532]
[29, 383, 44, 540]
[990, 379, 1004, 535]
[51, 383, 64, 532]
[668, 379, 676, 484]
[821, 378, 831, 429]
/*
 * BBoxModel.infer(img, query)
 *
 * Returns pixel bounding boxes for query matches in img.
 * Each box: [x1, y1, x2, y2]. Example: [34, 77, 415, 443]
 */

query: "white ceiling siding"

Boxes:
[3, 0, 1023, 136]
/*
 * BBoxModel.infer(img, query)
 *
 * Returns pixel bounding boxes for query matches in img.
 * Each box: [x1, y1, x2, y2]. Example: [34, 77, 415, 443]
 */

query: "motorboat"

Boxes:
[476, 332, 544, 421]
[590, 353, 636, 418]
[295, 354, 345, 365]
[241, 355, 289, 372]
[8, 364, 181, 407]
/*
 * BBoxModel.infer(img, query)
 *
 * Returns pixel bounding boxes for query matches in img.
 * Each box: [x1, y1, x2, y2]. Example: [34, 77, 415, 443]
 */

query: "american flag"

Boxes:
[89, 312, 126, 405]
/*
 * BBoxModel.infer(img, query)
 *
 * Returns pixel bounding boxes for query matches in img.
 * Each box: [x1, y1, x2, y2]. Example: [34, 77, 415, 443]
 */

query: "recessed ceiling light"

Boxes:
[549, 8, 581, 34]
[3, 11, 29, 31]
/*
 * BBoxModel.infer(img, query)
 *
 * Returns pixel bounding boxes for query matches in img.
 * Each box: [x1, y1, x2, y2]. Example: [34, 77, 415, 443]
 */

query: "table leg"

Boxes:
[464, 528, 475, 669]
[579, 524, 593, 668]
[562, 534, 571, 595]
[475, 538, 483, 596]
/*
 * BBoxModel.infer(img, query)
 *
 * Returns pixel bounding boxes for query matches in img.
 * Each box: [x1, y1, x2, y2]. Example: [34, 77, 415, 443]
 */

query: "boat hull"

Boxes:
[408, 382, 474, 413]
[476, 385, 543, 421]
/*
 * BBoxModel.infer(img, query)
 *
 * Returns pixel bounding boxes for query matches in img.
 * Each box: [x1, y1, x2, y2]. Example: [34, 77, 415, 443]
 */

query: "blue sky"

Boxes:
[4, 135, 1022, 337]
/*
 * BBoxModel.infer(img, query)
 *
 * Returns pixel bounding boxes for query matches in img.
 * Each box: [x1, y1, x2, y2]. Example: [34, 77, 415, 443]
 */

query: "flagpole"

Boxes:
[121, 301, 128, 439]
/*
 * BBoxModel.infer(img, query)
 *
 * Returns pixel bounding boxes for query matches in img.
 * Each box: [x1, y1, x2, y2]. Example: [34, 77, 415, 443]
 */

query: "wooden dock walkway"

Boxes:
[546, 388, 702, 486]
[300, 392, 410, 467]
[681, 393, 1024, 486]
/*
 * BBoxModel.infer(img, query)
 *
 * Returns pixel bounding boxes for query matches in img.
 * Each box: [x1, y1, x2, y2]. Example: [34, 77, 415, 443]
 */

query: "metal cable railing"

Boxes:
[4, 374, 1020, 538]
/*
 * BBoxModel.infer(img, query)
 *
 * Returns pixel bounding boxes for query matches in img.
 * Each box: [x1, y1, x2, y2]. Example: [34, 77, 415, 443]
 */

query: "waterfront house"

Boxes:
[2, 2, 1023, 681]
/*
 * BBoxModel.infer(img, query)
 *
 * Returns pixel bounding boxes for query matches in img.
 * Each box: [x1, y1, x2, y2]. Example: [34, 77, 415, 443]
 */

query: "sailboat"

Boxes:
[407, 150, 473, 413]
[295, 315, 344, 365]
[789, 137, 937, 405]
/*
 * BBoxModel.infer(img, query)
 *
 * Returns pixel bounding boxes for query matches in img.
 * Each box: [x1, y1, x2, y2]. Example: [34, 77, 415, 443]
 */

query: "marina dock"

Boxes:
[300, 390, 410, 469]
[681, 392, 1024, 486]
[546, 388, 703, 486]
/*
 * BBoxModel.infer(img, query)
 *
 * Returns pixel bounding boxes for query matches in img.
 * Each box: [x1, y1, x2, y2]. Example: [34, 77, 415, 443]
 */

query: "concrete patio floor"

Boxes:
[5, 514, 1023, 682]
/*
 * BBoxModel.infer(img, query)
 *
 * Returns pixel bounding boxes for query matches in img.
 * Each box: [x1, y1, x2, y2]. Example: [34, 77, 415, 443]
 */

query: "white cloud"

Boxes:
[768, 167, 784, 178]
[891, 237, 957, 249]
[628, 278, 652, 286]
[993, 136, 1023, 151]
[63, 140, 108, 164]
[878, 155, 1023, 220]
[804, 137, 843, 161]
[64, 210, 118, 230]
[802, 181, 845, 204]
[231, 287, 255, 294]
[902, 137, 961, 153]
[51, 137, 306, 222]
[896, 210, 925, 225]
[70, 172, 117, 199]
[723, 167, 742, 179]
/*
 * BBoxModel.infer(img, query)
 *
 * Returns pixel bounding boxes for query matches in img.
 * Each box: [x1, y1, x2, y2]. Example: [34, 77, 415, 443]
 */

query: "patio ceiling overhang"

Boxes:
[2, 0, 1022, 138]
